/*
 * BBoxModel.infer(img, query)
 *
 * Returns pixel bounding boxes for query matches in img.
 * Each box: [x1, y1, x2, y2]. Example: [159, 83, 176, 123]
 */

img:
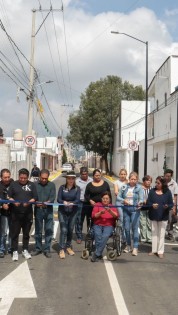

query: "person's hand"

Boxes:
[137, 202, 143, 210]
[172, 206, 177, 215]
[163, 204, 168, 209]
[23, 203, 28, 207]
[90, 200, 96, 206]
[153, 203, 158, 209]
[2, 204, 9, 210]
[124, 199, 130, 205]
[100, 209, 105, 214]
[36, 202, 43, 207]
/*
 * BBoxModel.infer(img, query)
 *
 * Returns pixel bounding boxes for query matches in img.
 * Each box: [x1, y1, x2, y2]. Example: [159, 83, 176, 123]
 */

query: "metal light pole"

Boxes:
[109, 93, 113, 176]
[111, 31, 148, 175]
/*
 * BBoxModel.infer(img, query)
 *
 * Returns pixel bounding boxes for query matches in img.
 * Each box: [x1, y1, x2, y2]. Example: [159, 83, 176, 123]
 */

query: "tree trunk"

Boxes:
[103, 152, 109, 174]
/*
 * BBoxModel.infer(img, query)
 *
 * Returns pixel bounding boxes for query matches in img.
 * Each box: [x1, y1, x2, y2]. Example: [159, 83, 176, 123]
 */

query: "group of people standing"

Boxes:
[114, 168, 177, 259]
[0, 165, 177, 262]
[0, 167, 56, 261]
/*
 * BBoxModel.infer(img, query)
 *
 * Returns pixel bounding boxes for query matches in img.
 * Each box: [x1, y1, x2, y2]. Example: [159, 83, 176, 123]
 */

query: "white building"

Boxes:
[5, 134, 61, 179]
[147, 55, 178, 181]
[112, 100, 146, 178]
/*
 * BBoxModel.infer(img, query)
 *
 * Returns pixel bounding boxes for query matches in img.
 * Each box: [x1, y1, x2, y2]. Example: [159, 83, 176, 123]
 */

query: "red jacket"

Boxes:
[92, 202, 119, 226]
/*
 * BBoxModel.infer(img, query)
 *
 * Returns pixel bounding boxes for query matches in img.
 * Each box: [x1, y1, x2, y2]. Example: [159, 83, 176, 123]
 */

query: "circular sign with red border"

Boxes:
[25, 135, 36, 147]
[128, 140, 138, 151]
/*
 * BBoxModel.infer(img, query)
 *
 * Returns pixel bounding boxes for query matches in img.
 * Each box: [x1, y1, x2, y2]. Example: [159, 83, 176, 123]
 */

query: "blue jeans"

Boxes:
[58, 211, 78, 250]
[116, 204, 126, 243]
[35, 208, 53, 252]
[93, 225, 114, 257]
[123, 209, 140, 248]
[75, 203, 82, 240]
[0, 215, 11, 253]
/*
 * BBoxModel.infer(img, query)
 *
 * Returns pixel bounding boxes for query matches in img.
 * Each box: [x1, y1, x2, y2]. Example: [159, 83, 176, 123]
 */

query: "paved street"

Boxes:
[0, 174, 178, 315]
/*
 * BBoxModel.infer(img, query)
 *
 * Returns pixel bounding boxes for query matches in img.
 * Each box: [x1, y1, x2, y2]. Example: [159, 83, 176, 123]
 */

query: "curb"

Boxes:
[49, 170, 62, 181]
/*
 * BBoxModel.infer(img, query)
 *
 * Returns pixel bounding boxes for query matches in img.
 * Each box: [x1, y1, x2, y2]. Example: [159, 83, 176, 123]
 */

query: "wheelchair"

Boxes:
[81, 219, 122, 261]
[81, 219, 95, 260]
[106, 219, 122, 261]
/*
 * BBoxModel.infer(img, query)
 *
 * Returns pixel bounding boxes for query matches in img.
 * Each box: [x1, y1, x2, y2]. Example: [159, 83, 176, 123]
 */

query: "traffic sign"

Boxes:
[128, 140, 138, 151]
[25, 135, 36, 147]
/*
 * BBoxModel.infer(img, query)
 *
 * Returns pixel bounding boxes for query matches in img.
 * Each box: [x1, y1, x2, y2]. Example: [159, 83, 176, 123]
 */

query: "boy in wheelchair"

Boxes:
[81, 191, 120, 262]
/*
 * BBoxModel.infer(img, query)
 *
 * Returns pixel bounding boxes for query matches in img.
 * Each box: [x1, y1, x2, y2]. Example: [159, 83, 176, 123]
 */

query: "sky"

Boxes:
[0, 0, 178, 138]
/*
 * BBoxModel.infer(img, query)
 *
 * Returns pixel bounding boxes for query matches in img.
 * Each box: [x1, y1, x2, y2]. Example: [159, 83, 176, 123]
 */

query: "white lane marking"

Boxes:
[164, 242, 178, 246]
[53, 221, 59, 239]
[0, 261, 37, 315]
[104, 257, 130, 315]
[31, 228, 35, 236]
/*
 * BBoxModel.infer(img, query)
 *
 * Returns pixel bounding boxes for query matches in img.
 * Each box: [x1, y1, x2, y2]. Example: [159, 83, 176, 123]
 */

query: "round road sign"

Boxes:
[25, 135, 36, 147]
[128, 140, 138, 151]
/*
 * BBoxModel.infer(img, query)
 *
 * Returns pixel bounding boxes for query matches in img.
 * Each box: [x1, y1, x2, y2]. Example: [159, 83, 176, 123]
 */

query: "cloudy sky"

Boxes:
[0, 0, 178, 138]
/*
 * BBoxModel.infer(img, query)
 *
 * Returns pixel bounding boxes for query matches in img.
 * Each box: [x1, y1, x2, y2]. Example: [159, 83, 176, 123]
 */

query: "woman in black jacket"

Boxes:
[84, 169, 111, 229]
[147, 176, 173, 259]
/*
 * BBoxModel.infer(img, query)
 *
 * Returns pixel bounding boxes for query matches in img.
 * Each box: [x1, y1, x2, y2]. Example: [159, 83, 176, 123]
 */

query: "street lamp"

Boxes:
[111, 31, 148, 175]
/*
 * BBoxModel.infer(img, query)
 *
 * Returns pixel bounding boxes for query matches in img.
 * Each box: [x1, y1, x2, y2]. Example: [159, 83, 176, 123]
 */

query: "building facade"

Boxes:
[147, 55, 178, 181]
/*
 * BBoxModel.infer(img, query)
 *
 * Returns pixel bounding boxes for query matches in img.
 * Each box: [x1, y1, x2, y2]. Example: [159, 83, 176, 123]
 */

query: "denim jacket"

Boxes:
[116, 183, 144, 212]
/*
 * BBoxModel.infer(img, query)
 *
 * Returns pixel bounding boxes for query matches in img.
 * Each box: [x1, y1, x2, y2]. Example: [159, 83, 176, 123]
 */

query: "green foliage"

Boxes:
[62, 148, 67, 164]
[67, 75, 145, 170]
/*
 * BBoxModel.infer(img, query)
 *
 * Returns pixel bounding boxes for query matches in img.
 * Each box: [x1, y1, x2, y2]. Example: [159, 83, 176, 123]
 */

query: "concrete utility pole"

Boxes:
[26, 6, 63, 171]
[27, 9, 36, 171]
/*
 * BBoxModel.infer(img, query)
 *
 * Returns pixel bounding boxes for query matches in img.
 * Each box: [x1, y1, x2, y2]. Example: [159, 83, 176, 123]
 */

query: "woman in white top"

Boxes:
[114, 169, 128, 196]
[115, 169, 128, 244]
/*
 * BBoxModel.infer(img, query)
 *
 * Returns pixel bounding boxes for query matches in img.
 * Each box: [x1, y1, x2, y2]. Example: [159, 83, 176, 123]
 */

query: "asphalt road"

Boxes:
[0, 174, 178, 315]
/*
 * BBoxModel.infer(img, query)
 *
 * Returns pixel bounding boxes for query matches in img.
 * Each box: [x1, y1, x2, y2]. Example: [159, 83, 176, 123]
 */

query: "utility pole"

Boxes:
[26, 6, 63, 171]
[27, 9, 36, 171]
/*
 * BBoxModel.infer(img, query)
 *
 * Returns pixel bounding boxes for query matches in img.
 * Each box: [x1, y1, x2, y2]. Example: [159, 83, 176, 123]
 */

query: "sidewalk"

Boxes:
[49, 170, 61, 181]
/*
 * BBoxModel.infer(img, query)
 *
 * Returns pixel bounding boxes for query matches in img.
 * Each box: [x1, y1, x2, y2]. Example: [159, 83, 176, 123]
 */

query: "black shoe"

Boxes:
[0, 252, 4, 258]
[91, 252, 99, 262]
[44, 252, 52, 258]
[166, 234, 174, 241]
[31, 250, 42, 256]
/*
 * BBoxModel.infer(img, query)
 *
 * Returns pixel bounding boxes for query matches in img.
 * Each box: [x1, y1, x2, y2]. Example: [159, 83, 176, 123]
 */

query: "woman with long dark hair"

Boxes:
[84, 169, 111, 228]
[147, 176, 173, 259]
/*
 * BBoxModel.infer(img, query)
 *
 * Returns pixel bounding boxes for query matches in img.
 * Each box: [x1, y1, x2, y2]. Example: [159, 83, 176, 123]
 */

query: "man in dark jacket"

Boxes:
[0, 169, 13, 257]
[32, 169, 56, 258]
[8, 168, 38, 261]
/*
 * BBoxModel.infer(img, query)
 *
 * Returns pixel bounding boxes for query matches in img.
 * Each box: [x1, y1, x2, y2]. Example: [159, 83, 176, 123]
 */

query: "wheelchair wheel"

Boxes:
[107, 249, 117, 261]
[81, 249, 89, 260]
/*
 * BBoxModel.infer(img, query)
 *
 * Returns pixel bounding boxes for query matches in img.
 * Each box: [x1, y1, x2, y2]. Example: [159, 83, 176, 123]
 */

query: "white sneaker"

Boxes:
[12, 251, 18, 261]
[132, 248, 138, 256]
[22, 249, 31, 259]
[123, 246, 131, 253]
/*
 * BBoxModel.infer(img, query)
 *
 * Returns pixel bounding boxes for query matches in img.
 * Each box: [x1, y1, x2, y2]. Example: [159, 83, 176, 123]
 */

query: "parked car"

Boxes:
[62, 163, 73, 173]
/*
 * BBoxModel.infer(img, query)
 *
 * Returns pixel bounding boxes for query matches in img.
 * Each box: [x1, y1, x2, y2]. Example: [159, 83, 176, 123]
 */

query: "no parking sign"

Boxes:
[25, 135, 36, 147]
[128, 140, 138, 151]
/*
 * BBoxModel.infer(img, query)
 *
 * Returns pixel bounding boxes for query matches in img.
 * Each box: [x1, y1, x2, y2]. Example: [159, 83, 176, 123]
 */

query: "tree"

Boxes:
[67, 75, 144, 173]
[62, 148, 67, 164]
